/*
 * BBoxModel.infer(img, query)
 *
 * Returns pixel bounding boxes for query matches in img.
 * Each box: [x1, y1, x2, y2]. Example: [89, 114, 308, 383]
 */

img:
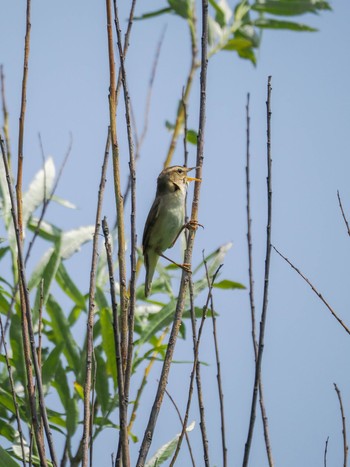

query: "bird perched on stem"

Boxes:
[142, 165, 201, 297]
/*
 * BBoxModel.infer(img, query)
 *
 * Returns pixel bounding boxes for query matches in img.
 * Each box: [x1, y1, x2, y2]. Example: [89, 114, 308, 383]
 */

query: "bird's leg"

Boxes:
[170, 219, 204, 248]
[159, 252, 192, 273]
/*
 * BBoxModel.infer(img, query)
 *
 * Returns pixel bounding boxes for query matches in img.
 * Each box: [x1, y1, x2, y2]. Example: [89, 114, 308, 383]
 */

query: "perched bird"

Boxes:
[142, 165, 201, 297]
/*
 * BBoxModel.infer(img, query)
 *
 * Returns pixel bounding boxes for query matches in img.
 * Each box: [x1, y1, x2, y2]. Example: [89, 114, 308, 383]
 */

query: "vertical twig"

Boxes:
[102, 218, 129, 467]
[243, 76, 273, 467]
[324, 436, 329, 467]
[0, 65, 11, 162]
[106, 0, 128, 373]
[163, 4, 198, 168]
[124, 27, 166, 204]
[0, 313, 27, 466]
[136, 0, 208, 463]
[337, 191, 350, 236]
[273, 246, 350, 335]
[113, 0, 137, 404]
[245, 94, 274, 466]
[165, 388, 196, 467]
[82, 129, 111, 467]
[334, 383, 348, 467]
[208, 273, 227, 466]
[1, 137, 58, 466]
[170, 266, 221, 467]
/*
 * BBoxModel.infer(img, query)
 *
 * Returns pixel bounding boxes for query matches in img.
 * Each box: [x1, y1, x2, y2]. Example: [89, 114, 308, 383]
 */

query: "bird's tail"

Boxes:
[144, 251, 158, 297]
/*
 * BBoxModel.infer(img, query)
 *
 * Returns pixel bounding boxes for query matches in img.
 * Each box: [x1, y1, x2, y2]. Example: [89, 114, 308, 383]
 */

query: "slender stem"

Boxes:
[334, 383, 348, 467]
[209, 276, 227, 467]
[273, 246, 350, 335]
[113, 0, 137, 406]
[165, 388, 196, 467]
[136, 0, 208, 462]
[163, 14, 199, 169]
[245, 93, 274, 466]
[106, 0, 128, 372]
[81, 129, 110, 467]
[1, 136, 57, 466]
[324, 436, 329, 467]
[170, 266, 220, 467]
[337, 190, 350, 236]
[0, 65, 11, 163]
[0, 313, 26, 466]
[102, 218, 129, 467]
[243, 76, 273, 467]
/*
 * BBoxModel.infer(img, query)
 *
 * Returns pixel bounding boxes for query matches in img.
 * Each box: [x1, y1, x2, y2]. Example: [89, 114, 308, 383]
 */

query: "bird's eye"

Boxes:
[177, 168, 183, 174]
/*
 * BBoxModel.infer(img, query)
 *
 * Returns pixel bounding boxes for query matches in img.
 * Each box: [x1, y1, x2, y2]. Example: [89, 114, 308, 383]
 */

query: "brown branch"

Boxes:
[1, 136, 57, 466]
[124, 26, 166, 204]
[113, 0, 136, 403]
[136, 0, 208, 463]
[337, 190, 350, 237]
[334, 383, 348, 467]
[324, 436, 329, 467]
[243, 76, 273, 467]
[170, 265, 221, 467]
[0, 313, 27, 466]
[208, 273, 227, 467]
[273, 246, 350, 335]
[164, 388, 196, 467]
[102, 217, 129, 467]
[0, 65, 11, 163]
[163, 6, 198, 168]
[106, 0, 128, 374]
[245, 93, 274, 467]
[81, 128, 110, 467]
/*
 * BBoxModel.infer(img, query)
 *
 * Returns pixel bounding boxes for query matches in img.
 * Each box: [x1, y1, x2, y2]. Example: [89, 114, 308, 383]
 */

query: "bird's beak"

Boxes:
[186, 166, 201, 182]
[187, 176, 201, 182]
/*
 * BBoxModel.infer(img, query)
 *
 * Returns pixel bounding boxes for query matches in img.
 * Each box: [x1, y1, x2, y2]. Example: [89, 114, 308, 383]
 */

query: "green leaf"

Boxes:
[145, 421, 195, 466]
[213, 279, 246, 290]
[28, 218, 62, 242]
[186, 130, 198, 145]
[209, 0, 232, 27]
[134, 7, 172, 20]
[251, 0, 331, 16]
[168, 0, 193, 19]
[0, 445, 20, 467]
[46, 296, 81, 377]
[53, 362, 78, 436]
[56, 263, 86, 310]
[42, 342, 65, 386]
[95, 346, 111, 414]
[254, 18, 317, 31]
[136, 299, 177, 346]
[9, 313, 26, 388]
[99, 307, 117, 389]
[0, 246, 9, 261]
[223, 37, 254, 51]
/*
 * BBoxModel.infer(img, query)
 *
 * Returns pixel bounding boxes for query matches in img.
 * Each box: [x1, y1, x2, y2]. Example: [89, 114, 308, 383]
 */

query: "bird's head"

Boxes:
[157, 166, 201, 193]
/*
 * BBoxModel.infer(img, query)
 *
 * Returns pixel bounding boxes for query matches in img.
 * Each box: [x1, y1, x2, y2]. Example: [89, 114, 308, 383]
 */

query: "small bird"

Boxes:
[142, 165, 201, 297]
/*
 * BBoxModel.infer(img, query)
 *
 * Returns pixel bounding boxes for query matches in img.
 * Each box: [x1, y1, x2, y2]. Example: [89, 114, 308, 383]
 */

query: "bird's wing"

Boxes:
[142, 196, 161, 252]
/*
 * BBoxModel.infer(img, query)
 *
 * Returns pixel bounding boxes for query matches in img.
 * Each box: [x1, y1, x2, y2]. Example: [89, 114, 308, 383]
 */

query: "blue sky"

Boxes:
[1, 0, 350, 465]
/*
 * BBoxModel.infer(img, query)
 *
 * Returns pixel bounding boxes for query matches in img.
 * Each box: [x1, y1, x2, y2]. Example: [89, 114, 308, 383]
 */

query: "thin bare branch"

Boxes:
[208, 272, 227, 467]
[324, 436, 329, 467]
[106, 0, 128, 374]
[243, 76, 273, 467]
[273, 246, 350, 335]
[124, 26, 166, 204]
[245, 93, 274, 467]
[170, 265, 221, 467]
[337, 190, 350, 236]
[136, 0, 208, 462]
[1, 136, 57, 466]
[82, 128, 110, 467]
[165, 388, 196, 467]
[0, 65, 11, 163]
[102, 217, 129, 467]
[334, 383, 348, 467]
[0, 313, 27, 466]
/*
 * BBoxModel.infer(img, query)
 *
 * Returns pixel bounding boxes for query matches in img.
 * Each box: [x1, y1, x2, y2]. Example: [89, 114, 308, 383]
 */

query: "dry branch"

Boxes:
[334, 383, 348, 467]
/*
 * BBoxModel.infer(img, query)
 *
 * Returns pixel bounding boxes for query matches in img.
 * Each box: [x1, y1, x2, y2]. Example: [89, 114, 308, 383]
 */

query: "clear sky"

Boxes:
[1, 0, 350, 466]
